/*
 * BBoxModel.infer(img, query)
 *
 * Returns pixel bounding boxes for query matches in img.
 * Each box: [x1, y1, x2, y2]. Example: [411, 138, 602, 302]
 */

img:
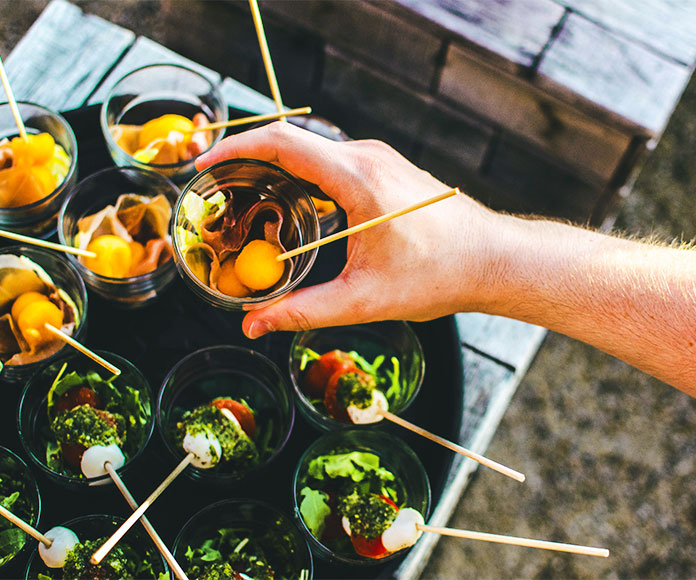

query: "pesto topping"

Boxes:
[62, 538, 132, 579]
[199, 563, 238, 580]
[336, 372, 377, 410]
[337, 489, 397, 539]
[50, 405, 125, 448]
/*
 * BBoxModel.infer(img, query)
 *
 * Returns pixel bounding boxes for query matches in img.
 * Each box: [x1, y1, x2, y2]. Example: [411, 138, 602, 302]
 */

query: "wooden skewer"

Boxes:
[381, 410, 525, 483]
[185, 106, 312, 133]
[44, 324, 121, 376]
[0, 55, 27, 141]
[91, 452, 194, 565]
[277, 187, 461, 261]
[104, 462, 190, 580]
[249, 0, 286, 121]
[0, 229, 97, 258]
[0, 504, 51, 547]
[417, 524, 609, 558]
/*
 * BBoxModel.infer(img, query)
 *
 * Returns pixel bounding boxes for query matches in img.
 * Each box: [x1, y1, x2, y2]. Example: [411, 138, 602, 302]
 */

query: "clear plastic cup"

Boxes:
[0, 102, 78, 238]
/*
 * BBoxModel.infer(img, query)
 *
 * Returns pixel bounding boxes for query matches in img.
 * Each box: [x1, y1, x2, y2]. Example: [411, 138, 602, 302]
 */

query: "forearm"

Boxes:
[485, 215, 696, 394]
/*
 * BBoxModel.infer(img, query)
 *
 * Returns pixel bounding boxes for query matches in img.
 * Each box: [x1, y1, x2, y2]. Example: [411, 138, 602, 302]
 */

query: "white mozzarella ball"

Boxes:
[381, 508, 424, 553]
[80, 444, 125, 478]
[39, 526, 79, 568]
[183, 429, 221, 469]
[347, 389, 388, 425]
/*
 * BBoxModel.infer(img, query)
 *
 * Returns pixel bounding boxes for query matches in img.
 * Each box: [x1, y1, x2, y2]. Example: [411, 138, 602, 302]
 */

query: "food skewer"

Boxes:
[381, 410, 525, 482]
[103, 461, 190, 580]
[0, 55, 27, 140]
[184, 106, 312, 133]
[44, 324, 121, 375]
[249, 0, 286, 120]
[0, 229, 97, 258]
[0, 504, 52, 547]
[277, 187, 461, 261]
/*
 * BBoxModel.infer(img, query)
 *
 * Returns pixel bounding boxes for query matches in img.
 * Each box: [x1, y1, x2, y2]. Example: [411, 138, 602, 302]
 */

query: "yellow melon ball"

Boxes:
[84, 235, 133, 278]
[217, 257, 250, 297]
[11, 291, 49, 321]
[234, 240, 285, 291]
[17, 299, 63, 348]
[138, 114, 194, 149]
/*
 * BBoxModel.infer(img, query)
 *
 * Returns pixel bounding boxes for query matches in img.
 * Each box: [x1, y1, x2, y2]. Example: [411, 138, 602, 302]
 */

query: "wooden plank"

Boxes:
[4, 0, 134, 110]
[87, 36, 221, 105]
[538, 13, 693, 136]
[555, 0, 696, 66]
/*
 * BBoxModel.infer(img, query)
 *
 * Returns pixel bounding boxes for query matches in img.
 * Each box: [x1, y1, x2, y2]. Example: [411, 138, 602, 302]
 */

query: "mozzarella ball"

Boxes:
[381, 508, 424, 553]
[80, 444, 125, 478]
[183, 429, 221, 469]
[342, 515, 351, 536]
[347, 389, 388, 425]
[39, 526, 79, 568]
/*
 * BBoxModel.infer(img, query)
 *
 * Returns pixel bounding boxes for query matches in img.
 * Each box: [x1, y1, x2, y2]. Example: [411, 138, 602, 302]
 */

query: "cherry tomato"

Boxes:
[54, 387, 102, 415]
[60, 442, 86, 469]
[323, 370, 355, 423]
[351, 534, 390, 559]
[210, 397, 257, 439]
[303, 350, 356, 398]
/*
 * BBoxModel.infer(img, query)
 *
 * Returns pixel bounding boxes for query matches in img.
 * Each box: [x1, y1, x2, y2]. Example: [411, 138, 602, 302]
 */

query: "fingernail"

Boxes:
[247, 320, 273, 339]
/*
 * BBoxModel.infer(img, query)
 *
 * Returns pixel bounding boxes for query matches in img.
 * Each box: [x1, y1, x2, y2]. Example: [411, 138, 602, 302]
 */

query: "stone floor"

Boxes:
[3, 1, 696, 579]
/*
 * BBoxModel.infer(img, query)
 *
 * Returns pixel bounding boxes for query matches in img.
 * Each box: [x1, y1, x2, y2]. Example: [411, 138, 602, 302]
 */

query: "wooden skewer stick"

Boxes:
[44, 324, 121, 376]
[381, 410, 525, 483]
[185, 106, 312, 133]
[91, 452, 194, 565]
[417, 524, 609, 558]
[0, 504, 51, 548]
[0, 229, 97, 258]
[277, 187, 461, 261]
[249, 0, 286, 120]
[104, 462, 190, 580]
[0, 55, 27, 140]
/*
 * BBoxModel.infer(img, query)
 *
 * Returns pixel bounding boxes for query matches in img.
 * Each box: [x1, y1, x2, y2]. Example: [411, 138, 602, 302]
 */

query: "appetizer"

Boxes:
[0, 468, 36, 566]
[110, 113, 212, 165]
[0, 255, 79, 366]
[0, 133, 71, 208]
[74, 193, 173, 278]
[176, 189, 292, 298]
[297, 450, 423, 559]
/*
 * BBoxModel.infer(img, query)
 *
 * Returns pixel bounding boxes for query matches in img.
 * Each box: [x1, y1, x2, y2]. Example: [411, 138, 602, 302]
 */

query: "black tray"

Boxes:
[0, 105, 464, 580]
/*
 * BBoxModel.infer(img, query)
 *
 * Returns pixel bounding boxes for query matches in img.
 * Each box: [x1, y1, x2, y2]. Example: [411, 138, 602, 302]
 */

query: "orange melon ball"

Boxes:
[84, 235, 132, 278]
[17, 299, 63, 348]
[234, 240, 285, 291]
[138, 114, 194, 149]
[217, 257, 249, 297]
[11, 291, 49, 321]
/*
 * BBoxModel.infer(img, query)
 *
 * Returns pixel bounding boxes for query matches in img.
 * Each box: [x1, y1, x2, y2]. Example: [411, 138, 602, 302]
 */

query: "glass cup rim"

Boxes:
[57, 165, 180, 284]
[156, 344, 296, 477]
[0, 101, 78, 214]
[99, 62, 228, 170]
[17, 349, 155, 486]
[172, 157, 320, 307]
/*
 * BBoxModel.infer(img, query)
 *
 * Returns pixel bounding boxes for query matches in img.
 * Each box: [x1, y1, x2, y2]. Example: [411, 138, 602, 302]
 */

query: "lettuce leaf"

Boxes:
[299, 487, 331, 538]
[307, 451, 395, 484]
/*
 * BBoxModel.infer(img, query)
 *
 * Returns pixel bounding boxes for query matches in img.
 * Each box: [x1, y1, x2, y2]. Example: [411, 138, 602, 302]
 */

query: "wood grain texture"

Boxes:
[4, 0, 134, 110]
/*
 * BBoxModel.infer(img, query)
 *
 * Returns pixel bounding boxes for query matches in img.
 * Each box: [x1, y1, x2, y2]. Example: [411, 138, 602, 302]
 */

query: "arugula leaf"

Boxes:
[308, 451, 395, 484]
[299, 487, 331, 538]
[0, 528, 26, 566]
[0, 491, 18, 510]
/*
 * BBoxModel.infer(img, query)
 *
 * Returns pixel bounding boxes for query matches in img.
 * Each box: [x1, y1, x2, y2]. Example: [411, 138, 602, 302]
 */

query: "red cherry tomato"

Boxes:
[210, 397, 257, 439]
[54, 386, 102, 415]
[351, 534, 390, 559]
[303, 350, 356, 398]
[323, 370, 352, 423]
[60, 442, 86, 469]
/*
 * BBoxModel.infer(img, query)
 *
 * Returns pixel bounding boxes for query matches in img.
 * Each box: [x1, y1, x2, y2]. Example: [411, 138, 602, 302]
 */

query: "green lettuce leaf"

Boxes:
[308, 451, 395, 483]
[299, 487, 331, 538]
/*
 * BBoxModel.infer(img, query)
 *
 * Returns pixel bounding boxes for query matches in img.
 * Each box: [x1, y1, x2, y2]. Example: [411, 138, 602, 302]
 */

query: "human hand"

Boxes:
[196, 122, 501, 339]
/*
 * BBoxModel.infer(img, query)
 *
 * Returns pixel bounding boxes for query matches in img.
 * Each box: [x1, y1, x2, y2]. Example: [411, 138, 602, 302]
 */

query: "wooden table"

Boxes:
[2, 2, 546, 578]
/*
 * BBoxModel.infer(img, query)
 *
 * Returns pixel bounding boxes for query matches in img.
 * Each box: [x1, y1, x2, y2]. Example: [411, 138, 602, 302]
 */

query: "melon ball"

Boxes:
[11, 291, 49, 321]
[84, 235, 132, 278]
[234, 240, 285, 291]
[17, 299, 64, 348]
[217, 257, 249, 297]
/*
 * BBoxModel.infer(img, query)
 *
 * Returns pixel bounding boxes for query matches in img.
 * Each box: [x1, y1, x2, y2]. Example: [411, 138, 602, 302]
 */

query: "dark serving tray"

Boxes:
[0, 105, 464, 580]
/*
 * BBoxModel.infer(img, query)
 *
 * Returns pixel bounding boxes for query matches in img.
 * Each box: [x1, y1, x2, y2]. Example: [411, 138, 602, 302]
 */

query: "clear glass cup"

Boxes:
[0, 446, 41, 570]
[0, 102, 78, 238]
[0, 245, 87, 384]
[17, 350, 154, 489]
[100, 63, 227, 184]
[24, 513, 168, 579]
[171, 158, 320, 311]
[156, 345, 295, 485]
[173, 499, 313, 579]
[292, 428, 431, 565]
[57, 166, 180, 308]
[289, 321, 425, 431]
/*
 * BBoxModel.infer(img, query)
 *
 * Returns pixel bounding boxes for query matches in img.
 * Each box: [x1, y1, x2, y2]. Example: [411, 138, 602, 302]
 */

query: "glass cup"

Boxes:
[0, 245, 87, 384]
[17, 350, 154, 489]
[171, 158, 320, 311]
[0, 446, 41, 570]
[289, 321, 425, 431]
[57, 166, 180, 308]
[100, 63, 227, 184]
[24, 513, 168, 579]
[173, 499, 312, 579]
[292, 428, 431, 565]
[156, 345, 295, 485]
[0, 102, 78, 238]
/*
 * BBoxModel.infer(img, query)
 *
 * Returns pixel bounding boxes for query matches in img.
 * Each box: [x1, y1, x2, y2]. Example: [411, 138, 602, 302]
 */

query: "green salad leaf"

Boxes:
[299, 487, 331, 538]
[0, 472, 33, 567]
[307, 451, 395, 484]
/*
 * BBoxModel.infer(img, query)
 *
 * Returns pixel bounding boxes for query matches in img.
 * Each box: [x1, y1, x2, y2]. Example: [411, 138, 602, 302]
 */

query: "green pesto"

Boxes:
[336, 372, 377, 410]
[50, 405, 125, 448]
[62, 538, 132, 579]
[337, 489, 397, 539]
[228, 551, 275, 580]
[198, 563, 236, 580]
